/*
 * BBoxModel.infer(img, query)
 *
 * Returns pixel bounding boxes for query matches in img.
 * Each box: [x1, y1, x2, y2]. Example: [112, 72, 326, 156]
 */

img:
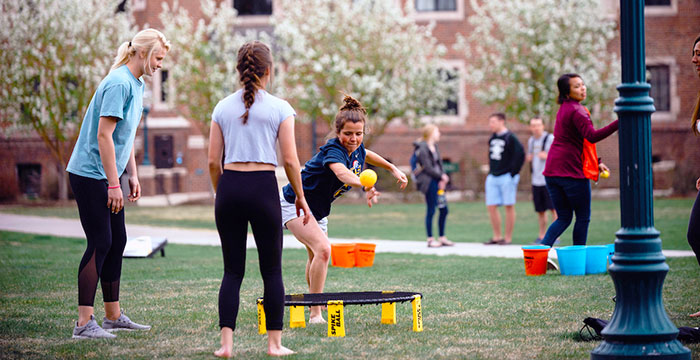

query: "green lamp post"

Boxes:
[590, 1, 690, 358]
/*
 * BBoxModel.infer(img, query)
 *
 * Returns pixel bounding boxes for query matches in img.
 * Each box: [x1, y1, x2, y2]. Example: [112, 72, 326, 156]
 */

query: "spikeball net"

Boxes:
[256, 291, 423, 337]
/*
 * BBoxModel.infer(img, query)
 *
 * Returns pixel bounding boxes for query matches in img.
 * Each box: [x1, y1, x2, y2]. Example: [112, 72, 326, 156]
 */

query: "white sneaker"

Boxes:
[102, 309, 151, 332]
[547, 258, 559, 271]
[72, 315, 116, 339]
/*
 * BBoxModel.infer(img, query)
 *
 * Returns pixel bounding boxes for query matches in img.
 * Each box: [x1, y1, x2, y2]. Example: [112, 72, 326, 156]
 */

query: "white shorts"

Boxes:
[280, 193, 328, 233]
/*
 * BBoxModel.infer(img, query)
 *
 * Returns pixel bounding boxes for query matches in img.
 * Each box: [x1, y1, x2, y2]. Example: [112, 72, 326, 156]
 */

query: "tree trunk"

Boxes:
[56, 162, 68, 201]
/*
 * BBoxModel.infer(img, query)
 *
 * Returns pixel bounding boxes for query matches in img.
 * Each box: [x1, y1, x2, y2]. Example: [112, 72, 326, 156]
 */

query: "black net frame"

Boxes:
[257, 291, 422, 306]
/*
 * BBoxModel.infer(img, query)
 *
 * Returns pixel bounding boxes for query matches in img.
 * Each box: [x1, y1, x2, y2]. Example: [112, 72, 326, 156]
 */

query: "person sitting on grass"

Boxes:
[280, 95, 408, 324]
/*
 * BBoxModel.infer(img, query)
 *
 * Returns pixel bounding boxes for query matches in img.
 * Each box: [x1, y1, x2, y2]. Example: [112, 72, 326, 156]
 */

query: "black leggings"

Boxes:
[688, 190, 700, 266]
[215, 170, 285, 331]
[69, 173, 127, 307]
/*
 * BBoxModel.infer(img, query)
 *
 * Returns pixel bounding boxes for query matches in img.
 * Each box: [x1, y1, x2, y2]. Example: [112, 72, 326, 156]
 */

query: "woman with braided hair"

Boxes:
[208, 40, 310, 357]
[280, 95, 408, 324]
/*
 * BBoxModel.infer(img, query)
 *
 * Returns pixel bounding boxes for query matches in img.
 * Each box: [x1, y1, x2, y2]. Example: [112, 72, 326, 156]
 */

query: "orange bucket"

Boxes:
[331, 243, 355, 268]
[522, 245, 550, 276]
[354, 243, 376, 267]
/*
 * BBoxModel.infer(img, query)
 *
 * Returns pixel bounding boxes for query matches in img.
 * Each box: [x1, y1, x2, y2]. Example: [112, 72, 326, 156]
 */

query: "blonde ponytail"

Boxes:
[111, 29, 171, 72]
[112, 41, 135, 70]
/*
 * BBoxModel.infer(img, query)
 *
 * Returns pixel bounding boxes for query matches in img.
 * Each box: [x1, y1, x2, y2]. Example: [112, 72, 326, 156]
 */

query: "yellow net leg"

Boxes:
[412, 295, 423, 332]
[327, 301, 345, 337]
[381, 302, 396, 324]
[289, 305, 306, 328]
[257, 299, 266, 335]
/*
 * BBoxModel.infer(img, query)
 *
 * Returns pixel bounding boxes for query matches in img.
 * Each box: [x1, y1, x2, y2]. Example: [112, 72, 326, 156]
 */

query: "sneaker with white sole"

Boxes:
[72, 315, 116, 339]
[102, 309, 151, 332]
[547, 258, 559, 271]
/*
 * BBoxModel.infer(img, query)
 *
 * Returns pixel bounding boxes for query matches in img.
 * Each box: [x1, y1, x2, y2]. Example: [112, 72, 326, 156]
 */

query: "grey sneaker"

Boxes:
[72, 315, 116, 339]
[102, 309, 151, 332]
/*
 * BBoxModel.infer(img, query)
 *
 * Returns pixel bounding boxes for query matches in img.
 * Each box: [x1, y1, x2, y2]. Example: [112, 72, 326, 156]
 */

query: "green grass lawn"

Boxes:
[1, 197, 695, 249]
[0, 231, 698, 359]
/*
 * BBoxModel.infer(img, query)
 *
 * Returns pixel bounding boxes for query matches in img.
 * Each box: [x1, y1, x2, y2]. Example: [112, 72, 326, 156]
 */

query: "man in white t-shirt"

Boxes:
[526, 116, 557, 244]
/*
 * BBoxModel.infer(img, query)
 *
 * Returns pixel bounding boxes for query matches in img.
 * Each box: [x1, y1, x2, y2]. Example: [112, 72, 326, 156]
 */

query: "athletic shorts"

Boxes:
[485, 173, 519, 206]
[532, 185, 554, 212]
[280, 193, 328, 233]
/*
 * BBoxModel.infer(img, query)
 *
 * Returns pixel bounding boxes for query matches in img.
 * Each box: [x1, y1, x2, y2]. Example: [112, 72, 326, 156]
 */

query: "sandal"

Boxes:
[439, 238, 454, 246]
[427, 239, 442, 248]
[483, 238, 504, 245]
[497, 239, 512, 245]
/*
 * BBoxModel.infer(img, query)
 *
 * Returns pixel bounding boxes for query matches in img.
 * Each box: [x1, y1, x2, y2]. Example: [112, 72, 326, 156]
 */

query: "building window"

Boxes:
[233, 0, 272, 15]
[160, 69, 169, 103]
[412, 0, 464, 21]
[437, 68, 458, 116]
[644, 0, 676, 15]
[647, 64, 670, 112]
[645, 0, 671, 5]
[415, 0, 456, 12]
[16, 163, 41, 198]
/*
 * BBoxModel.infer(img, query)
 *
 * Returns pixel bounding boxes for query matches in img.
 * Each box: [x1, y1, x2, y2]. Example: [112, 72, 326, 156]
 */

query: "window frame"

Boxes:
[644, 0, 677, 16]
[646, 58, 679, 122]
[420, 59, 467, 125]
[151, 68, 173, 111]
[411, 0, 464, 21]
[233, 0, 276, 26]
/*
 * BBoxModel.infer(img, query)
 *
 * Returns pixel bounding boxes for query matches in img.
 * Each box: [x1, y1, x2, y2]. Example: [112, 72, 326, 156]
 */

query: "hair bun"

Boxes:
[340, 95, 366, 114]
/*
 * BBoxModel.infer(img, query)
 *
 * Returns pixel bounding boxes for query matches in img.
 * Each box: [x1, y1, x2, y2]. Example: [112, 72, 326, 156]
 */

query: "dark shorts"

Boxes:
[532, 185, 554, 212]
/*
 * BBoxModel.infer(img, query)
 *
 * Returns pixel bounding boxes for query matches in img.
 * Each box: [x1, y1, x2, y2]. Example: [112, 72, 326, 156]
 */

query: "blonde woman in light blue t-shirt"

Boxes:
[66, 29, 170, 340]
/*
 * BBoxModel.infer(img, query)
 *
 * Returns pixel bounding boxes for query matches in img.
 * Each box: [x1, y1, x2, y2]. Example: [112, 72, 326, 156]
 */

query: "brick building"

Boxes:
[1, 0, 698, 202]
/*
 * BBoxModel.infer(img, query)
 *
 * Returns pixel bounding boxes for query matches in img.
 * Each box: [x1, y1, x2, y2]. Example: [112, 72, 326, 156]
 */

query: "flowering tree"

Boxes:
[0, 0, 133, 199]
[455, 0, 620, 125]
[158, 0, 252, 138]
[273, 0, 456, 145]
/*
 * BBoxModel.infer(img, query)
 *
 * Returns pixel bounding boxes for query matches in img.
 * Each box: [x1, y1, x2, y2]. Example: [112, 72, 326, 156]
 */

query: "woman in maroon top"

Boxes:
[540, 73, 619, 247]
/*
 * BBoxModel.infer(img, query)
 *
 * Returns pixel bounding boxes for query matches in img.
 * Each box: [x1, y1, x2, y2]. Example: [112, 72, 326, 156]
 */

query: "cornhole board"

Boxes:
[256, 291, 423, 337]
[123, 236, 168, 258]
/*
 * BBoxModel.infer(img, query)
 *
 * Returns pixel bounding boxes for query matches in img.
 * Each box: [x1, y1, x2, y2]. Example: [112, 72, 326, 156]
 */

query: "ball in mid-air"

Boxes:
[359, 169, 377, 188]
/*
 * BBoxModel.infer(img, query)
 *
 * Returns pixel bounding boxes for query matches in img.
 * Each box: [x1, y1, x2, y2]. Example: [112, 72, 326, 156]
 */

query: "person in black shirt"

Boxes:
[483, 113, 525, 245]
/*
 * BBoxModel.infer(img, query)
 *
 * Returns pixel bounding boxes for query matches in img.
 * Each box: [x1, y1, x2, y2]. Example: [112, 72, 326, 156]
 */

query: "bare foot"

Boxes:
[309, 315, 326, 324]
[690, 310, 700, 317]
[214, 346, 232, 358]
[268, 345, 295, 357]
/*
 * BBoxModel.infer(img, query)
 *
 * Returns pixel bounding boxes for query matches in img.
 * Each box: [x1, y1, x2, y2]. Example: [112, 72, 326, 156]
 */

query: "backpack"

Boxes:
[410, 148, 422, 182]
[581, 107, 600, 182]
[579, 317, 700, 344]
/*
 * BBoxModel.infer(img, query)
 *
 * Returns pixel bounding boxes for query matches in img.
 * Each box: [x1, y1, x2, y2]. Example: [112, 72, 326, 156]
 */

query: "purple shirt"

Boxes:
[543, 100, 619, 179]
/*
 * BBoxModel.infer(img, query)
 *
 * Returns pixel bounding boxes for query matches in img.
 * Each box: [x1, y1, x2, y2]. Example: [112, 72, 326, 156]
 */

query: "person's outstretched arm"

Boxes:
[328, 163, 380, 207]
[278, 116, 311, 225]
[365, 149, 408, 189]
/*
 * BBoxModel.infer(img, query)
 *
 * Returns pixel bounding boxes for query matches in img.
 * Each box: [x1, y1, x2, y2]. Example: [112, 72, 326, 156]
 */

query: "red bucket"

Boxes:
[522, 245, 550, 276]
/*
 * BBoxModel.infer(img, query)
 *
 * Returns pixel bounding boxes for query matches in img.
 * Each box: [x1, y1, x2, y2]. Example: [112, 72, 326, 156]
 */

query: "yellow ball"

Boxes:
[359, 169, 377, 188]
[600, 170, 610, 179]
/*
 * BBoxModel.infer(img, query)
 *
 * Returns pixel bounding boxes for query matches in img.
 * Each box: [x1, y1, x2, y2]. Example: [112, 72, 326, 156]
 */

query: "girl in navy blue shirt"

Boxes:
[280, 95, 408, 323]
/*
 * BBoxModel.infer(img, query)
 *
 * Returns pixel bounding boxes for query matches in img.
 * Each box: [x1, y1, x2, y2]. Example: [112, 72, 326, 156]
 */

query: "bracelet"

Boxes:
[107, 185, 120, 189]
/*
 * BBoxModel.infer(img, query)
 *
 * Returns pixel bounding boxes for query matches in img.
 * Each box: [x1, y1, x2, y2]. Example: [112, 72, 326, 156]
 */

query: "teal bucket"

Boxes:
[555, 246, 586, 276]
[585, 246, 608, 274]
[606, 243, 615, 266]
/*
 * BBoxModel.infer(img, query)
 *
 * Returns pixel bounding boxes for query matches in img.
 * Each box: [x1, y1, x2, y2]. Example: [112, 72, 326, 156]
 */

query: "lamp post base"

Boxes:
[592, 341, 690, 359]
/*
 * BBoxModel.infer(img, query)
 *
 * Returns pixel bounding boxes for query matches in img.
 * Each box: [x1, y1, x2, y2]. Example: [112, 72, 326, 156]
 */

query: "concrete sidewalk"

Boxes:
[0, 213, 694, 259]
